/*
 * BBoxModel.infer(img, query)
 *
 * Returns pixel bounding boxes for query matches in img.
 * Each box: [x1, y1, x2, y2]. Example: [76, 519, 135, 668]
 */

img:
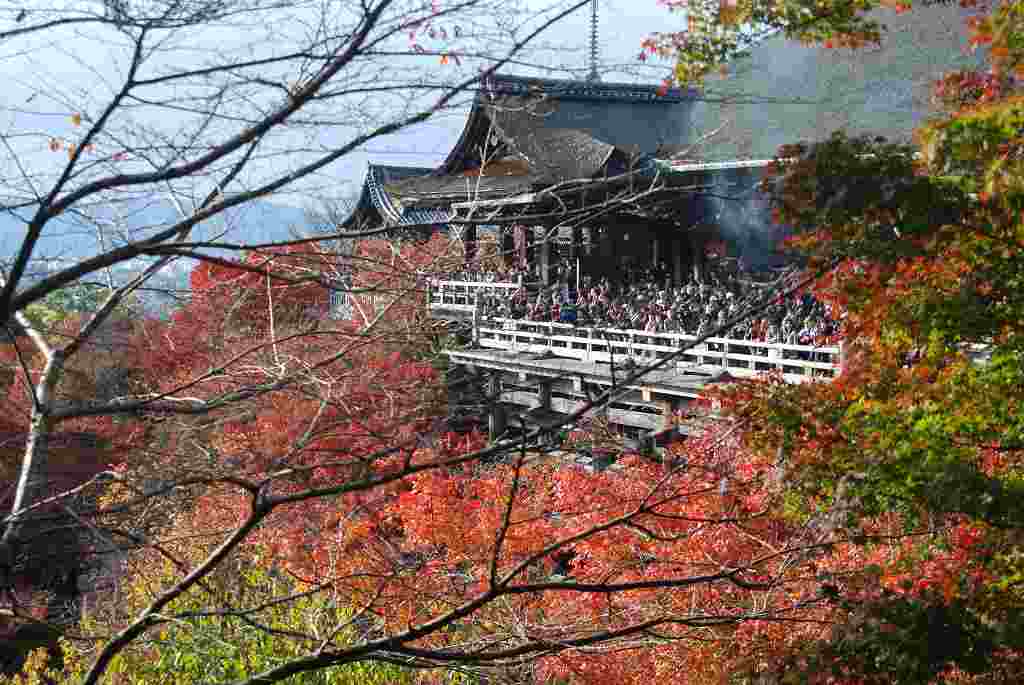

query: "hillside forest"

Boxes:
[2, 0, 1024, 683]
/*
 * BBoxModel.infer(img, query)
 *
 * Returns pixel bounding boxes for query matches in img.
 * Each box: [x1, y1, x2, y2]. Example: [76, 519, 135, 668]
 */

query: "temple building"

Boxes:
[343, 73, 840, 448]
[344, 74, 782, 287]
[335, 0, 978, 451]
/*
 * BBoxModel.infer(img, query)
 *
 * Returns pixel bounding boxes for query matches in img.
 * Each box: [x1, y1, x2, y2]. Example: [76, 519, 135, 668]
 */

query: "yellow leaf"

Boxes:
[71, 112, 82, 126]
[719, 0, 746, 26]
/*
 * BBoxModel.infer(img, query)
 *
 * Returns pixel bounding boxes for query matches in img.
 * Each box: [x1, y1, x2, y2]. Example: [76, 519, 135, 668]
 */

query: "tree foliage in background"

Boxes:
[5, 561, 422, 685]
[7, 0, 1024, 681]
[651, 0, 1024, 681]
[0, 236, 864, 684]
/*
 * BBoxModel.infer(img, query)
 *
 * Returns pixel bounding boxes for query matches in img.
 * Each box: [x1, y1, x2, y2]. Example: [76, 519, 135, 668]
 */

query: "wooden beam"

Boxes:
[464, 224, 477, 269]
[536, 380, 552, 410]
[501, 228, 515, 269]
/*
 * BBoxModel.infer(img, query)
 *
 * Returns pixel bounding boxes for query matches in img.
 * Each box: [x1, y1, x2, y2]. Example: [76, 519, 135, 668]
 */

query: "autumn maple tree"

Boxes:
[21, 250, 837, 685]
[640, 0, 1024, 681]
[8, 0, 1024, 682]
[0, 0, 600, 678]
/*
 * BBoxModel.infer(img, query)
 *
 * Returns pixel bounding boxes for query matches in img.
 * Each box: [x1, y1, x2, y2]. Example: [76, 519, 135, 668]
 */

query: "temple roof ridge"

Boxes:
[480, 73, 694, 104]
[366, 162, 435, 176]
[344, 162, 448, 231]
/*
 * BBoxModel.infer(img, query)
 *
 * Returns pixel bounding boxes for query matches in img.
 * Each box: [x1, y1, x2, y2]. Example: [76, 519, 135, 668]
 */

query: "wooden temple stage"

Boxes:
[435, 295, 841, 443]
[341, 74, 844, 445]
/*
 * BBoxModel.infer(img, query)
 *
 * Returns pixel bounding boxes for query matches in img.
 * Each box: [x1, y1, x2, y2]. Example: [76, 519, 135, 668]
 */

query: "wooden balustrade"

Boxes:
[474, 317, 840, 383]
[427, 281, 841, 383]
[427, 280, 523, 310]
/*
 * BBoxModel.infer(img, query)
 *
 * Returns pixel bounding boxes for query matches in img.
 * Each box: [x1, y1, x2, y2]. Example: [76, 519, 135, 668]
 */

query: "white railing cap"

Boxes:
[431, 280, 523, 289]
[477, 317, 840, 356]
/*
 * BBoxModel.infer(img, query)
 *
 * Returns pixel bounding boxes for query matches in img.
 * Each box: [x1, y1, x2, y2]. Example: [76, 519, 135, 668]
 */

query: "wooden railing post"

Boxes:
[472, 294, 479, 346]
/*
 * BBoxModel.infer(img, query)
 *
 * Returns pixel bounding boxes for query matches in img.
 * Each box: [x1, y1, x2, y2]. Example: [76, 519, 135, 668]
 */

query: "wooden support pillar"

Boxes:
[571, 226, 583, 258]
[535, 380, 552, 410]
[489, 404, 507, 443]
[589, 382, 608, 421]
[690, 233, 705, 282]
[488, 374, 506, 441]
[540, 236, 552, 286]
[501, 229, 515, 269]
[464, 224, 477, 269]
[673, 235, 684, 285]
[525, 227, 537, 278]
[570, 226, 583, 291]
[657, 398, 679, 432]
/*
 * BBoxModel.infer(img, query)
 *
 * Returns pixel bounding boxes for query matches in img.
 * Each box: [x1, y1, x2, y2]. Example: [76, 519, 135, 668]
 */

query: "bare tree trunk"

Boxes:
[3, 351, 62, 549]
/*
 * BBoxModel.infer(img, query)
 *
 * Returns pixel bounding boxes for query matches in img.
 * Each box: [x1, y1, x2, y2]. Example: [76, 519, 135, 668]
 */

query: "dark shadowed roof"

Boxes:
[485, 94, 615, 182]
[348, 75, 696, 218]
[442, 75, 694, 172]
[343, 164, 449, 229]
[384, 171, 534, 207]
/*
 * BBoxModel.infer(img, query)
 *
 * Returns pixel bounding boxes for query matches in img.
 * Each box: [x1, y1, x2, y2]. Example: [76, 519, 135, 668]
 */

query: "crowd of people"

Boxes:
[448, 266, 840, 347]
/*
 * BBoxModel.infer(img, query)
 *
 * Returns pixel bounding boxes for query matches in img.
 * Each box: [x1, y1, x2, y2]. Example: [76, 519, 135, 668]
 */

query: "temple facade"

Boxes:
[346, 75, 792, 289]
[344, 74, 840, 448]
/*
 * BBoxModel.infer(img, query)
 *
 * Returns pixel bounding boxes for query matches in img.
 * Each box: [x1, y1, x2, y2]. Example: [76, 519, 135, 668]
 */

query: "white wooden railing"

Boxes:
[427, 281, 842, 383]
[427, 280, 523, 311]
[474, 317, 841, 383]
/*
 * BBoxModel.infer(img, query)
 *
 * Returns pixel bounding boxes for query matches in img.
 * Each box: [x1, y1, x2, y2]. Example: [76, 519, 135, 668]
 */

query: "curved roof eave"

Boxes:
[441, 94, 489, 175]
[439, 75, 697, 176]
[342, 163, 435, 229]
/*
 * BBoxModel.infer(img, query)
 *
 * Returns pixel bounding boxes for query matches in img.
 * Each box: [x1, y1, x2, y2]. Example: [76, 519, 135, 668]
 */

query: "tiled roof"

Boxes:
[400, 207, 452, 225]
[349, 75, 698, 218]
[385, 171, 534, 207]
[345, 164, 449, 229]
[481, 74, 693, 104]
[486, 96, 615, 183]
[442, 75, 695, 174]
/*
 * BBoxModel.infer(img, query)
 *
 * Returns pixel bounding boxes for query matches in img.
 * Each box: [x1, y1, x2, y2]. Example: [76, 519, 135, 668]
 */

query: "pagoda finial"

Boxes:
[587, 0, 600, 82]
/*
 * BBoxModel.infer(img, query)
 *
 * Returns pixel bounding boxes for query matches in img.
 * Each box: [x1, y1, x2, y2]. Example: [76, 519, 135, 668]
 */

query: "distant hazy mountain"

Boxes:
[688, 4, 983, 160]
[0, 199, 318, 314]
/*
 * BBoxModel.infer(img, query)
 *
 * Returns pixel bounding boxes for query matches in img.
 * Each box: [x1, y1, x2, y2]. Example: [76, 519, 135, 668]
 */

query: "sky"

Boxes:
[321, 0, 687, 206]
[0, 0, 687, 218]
[0, 0, 980, 245]
[0, 0, 979, 291]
